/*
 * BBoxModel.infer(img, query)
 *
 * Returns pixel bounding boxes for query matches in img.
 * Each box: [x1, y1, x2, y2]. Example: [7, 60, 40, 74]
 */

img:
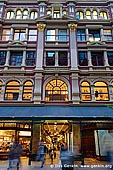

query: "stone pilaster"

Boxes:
[88, 50, 93, 70]
[35, 23, 46, 70]
[4, 50, 10, 70]
[73, 124, 81, 154]
[71, 73, 80, 104]
[68, 23, 78, 70]
[104, 50, 110, 70]
[18, 84, 23, 101]
[0, 84, 5, 101]
[34, 73, 42, 104]
[21, 50, 26, 70]
[109, 85, 113, 101]
[91, 84, 95, 102]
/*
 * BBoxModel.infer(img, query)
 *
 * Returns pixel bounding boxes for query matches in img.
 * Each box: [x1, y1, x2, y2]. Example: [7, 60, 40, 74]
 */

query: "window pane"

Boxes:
[28, 30, 37, 41]
[91, 52, 104, 66]
[14, 30, 26, 41]
[2, 29, 10, 41]
[26, 51, 36, 66]
[58, 30, 67, 41]
[107, 52, 113, 66]
[46, 29, 55, 41]
[46, 52, 55, 66]
[0, 51, 6, 65]
[77, 29, 86, 41]
[58, 51, 68, 66]
[10, 52, 23, 66]
[23, 81, 33, 100]
[78, 52, 88, 66]
[16, 10, 22, 19]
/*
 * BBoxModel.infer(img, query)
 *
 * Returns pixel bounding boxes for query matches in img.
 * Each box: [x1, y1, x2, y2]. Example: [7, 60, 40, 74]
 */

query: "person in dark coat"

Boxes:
[60, 142, 74, 170]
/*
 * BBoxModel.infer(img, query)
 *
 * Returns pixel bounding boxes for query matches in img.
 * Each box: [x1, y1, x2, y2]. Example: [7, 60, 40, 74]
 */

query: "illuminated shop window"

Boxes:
[16, 10, 22, 19]
[6, 11, 14, 19]
[76, 11, 84, 19]
[92, 10, 98, 19]
[2, 29, 10, 41]
[86, 10, 91, 19]
[100, 11, 108, 19]
[23, 9, 28, 19]
[94, 82, 109, 101]
[22, 81, 33, 100]
[30, 11, 38, 19]
[80, 81, 91, 101]
[45, 79, 68, 101]
[5, 81, 20, 100]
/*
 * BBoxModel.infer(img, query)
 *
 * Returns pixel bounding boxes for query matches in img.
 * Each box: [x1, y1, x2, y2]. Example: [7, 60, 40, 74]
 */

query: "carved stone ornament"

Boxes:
[37, 24, 46, 31]
[68, 24, 77, 31]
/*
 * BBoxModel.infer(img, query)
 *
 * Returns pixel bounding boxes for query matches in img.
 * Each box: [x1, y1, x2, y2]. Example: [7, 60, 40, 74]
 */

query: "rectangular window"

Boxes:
[103, 30, 112, 41]
[107, 52, 113, 66]
[77, 29, 86, 41]
[58, 29, 68, 41]
[46, 52, 55, 66]
[14, 29, 26, 41]
[89, 30, 100, 42]
[10, 52, 23, 66]
[53, 7, 60, 18]
[46, 29, 68, 41]
[58, 51, 68, 66]
[0, 51, 6, 65]
[78, 52, 88, 66]
[26, 51, 36, 66]
[2, 29, 10, 41]
[28, 30, 37, 41]
[39, 6, 44, 16]
[91, 52, 104, 66]
[46, 29, 55, 41]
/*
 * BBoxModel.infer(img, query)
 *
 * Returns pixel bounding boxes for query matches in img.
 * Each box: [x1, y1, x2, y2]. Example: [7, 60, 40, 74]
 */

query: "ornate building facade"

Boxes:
[0, 0, 113, 162]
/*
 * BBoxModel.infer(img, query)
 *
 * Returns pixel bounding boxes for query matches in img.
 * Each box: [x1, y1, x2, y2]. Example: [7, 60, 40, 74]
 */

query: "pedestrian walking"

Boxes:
[7, 141, 22, 170]
[36, 141, 46, 168]
[60, 142, 74, 170]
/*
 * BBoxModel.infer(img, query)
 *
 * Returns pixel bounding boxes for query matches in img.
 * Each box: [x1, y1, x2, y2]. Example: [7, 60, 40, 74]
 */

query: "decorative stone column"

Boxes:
[55, 51, 58, 66]
[35, 23, 46, 70]
[88, 50, 93, 70]
[104, 50, 110, 70]
[21, 50, 26, 70]
[68, 23, 78, 70]
[18, 84, 23, 101]
[0, 84, 5, 101]
[34, 73, 42, 104]
[100, 28, 104, 41]
[4, 50, 10, 70]
[71, 73, 80, 104]
[91, 84, 95, 101]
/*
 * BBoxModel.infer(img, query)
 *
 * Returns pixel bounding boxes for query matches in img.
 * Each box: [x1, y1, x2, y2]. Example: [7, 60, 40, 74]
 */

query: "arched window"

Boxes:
[94, 82, 109, 101]
[80, 81, 91, 101]
[5, 81, 20, 100]
[76, 11, 83, 19]
[23, 9, 28, 19]
[22, 81, 33, 100]
[86, 10, 91, 19]
[6, 11, 14, 19]
[0, 81, 2, 93]
[45, 79, 68, 101]
[100, 11, 108, 19]
[16, 10, 22, 19]
[47, 10, 51, 15]
[30, 11, 38, 19]
[92, 10, 98, 19]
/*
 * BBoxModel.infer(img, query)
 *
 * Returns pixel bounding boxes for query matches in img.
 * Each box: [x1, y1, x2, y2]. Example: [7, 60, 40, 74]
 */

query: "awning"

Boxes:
[0, 105, 113, 119]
